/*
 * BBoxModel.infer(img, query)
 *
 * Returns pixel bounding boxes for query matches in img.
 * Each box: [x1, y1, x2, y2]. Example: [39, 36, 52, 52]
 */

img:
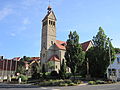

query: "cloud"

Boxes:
[23, 18, 31, 25]
[0, 7, 13, 21]
[10, 33, 16, 37]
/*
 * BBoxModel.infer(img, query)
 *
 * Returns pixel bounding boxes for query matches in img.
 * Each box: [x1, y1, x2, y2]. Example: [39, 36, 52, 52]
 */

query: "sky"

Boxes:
[0, 0, 120, 59]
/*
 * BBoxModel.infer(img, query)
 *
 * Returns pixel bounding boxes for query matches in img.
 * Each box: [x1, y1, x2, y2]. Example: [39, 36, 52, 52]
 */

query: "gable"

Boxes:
[42, 11, 56, 21]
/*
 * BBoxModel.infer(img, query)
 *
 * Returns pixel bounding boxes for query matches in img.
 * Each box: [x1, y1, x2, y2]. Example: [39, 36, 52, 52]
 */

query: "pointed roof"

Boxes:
[55, 40, 93, 51]
[49, 55, 60, 62]
[42, 6, 57, 21]
[55, 40, 66, 50]
[12, 57, 21, 61]
[81, 40, 92, 51]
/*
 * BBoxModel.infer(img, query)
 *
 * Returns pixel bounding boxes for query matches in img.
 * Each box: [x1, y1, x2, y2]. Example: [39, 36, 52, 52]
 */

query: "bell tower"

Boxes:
[41, 6, 57, 64]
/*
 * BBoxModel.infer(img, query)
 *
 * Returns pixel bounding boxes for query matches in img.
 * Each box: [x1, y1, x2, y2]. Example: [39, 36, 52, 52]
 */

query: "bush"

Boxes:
[73, 80, 82, 84]
[19, 74, 28, 82]
[32, 73, 41, 79]
[68, 82, 76, 86]
[64, 80, 72, 84]
[88, 81, 96, 85]
[65, 73, 72, 79]
[50, 71, 59, 79]
[37, 79, 80, 86]
[59, 83, 68, 86]
[96, 80, 105, 84]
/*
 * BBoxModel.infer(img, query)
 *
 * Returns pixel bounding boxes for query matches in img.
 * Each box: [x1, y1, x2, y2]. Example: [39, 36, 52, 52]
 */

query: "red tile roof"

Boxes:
[30, 57, 41, 60]
[55, 40, 92, 51]
[55, 40, 66, 50]
[49, 55, 60, 62]
[12, 57, 21, 61]
[81, 40, 92, 51]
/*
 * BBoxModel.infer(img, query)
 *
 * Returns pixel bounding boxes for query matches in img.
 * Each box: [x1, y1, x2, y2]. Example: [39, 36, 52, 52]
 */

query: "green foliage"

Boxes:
[31, 62, 41, 79]
[59, 59, 66, 79]
[19, 74, 28, 82]
[42, 64, 46, 73]
[47, 61, 54, 70]
[37, 79, 78, 86]
[114, 48, 120, 54]
[88, 81, 96, 85]
[16, 65, 26, 74]
[95, 80, 105, 84]
[16, 56, 31, 74]
[65, 31, 85, 76]
[86, 27, 115, 77]
[50, 71, 59, 79]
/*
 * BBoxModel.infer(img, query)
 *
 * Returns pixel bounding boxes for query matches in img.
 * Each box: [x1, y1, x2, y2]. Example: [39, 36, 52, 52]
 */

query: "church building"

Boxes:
[40, 6, 93, 72]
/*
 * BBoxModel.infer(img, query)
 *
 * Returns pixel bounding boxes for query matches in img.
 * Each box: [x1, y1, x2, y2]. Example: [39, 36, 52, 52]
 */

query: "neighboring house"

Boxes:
[23, 57, 41, 76]
[40, 6, 93, 72]
[107, 53, 120, 80]
[0, 59, 17, 79]
[0, 57, 20, 80]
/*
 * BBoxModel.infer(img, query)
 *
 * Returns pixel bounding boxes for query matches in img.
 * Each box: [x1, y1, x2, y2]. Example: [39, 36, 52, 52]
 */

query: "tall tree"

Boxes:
[31, 62, 41, 79]
[86, 27, 115, 78]
[59, 59, 66, 79]
[65, 31, 85, 76]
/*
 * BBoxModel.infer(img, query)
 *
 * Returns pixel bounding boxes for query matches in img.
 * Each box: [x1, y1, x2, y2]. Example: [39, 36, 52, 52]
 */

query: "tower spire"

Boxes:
[49, 0, 50, 6]
[47, 0, 52, 13]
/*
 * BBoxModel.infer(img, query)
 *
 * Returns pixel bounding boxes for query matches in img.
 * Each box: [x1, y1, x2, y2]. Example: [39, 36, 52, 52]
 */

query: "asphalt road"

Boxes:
[0, 83, 120, 90]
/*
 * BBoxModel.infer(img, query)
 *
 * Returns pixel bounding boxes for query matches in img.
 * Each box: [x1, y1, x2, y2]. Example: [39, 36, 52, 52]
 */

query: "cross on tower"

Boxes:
[49, 0, 51, 6]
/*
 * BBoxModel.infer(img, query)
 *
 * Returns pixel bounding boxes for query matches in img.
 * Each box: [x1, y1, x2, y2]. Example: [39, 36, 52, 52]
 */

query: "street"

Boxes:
[0, 83, 120, 90]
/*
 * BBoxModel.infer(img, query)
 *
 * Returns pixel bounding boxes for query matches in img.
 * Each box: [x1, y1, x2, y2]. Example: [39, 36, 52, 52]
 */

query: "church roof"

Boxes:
[55, 40, 92, 51]
[42, 10, 57, 21]
[49, 55, 60, 62]
[55, 40, 66, 50]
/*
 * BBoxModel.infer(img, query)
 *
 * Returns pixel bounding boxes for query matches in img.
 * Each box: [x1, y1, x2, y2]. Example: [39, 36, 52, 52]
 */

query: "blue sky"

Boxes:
[0, 0, 120, 59]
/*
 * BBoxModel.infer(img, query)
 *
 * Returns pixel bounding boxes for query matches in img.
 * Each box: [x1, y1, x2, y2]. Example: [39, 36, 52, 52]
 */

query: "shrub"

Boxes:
[32, 73, 41, 79]
[73, 80, 82, 84]
[19, 74, 28, 82]
[64, 80, 72, 84]
[68, 82, 76, 86]
[88, 81, 96, 85]
[59, 83, 68, 86]
[65, 73, 72, 79]
[96, 80, 105, 84]
[50, 71, 59, 79]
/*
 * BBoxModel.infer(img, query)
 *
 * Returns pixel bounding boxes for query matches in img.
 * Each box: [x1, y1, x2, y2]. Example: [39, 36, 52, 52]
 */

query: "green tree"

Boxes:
[42, 64, 46, 79]
[59, 59, 66, 79]
[31, 62, 41, 79]
[16, 64, 26, 74]
[114, 48, 120, 54]
[86, 27, 115, 78]
[65, 31, 85, 76]
[16, 56, 31, 75]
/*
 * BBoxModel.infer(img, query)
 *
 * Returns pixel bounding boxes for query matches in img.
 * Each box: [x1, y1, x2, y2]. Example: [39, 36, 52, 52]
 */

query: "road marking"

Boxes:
[41, 87, 48, 89]
[52, 89, 60, 90]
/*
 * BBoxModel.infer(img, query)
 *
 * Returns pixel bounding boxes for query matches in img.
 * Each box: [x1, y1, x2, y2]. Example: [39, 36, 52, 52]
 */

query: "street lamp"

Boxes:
[108, 39, 114, 82]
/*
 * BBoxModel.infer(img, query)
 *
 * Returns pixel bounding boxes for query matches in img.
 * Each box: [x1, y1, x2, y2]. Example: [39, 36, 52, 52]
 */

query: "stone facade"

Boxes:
[40, 6, 93, 72]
